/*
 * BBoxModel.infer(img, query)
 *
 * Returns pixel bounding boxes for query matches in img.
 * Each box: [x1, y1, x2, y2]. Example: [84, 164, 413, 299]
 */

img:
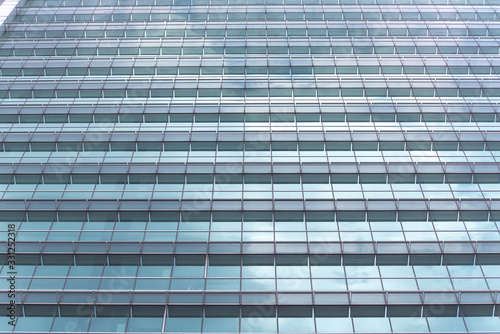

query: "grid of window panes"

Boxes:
[1, 0, 500, 332]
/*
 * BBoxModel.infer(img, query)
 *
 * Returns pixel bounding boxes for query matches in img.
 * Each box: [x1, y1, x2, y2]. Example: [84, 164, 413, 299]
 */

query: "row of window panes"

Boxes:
[21, 0, 496, 7]
[16, 304, 500, 318]
[2, 45, 496, 56]
[3, 64, 500, 77]
[0, 87, 496, 99]
[5, 210, 498, 222]
[19, 275, 498, 290]
[14, 10, 499, 23]
[5, 27, 500, 39]
[9, 252, 499, 266]
[10, 222, 500, 236]
[12, 231, 500, 244]
[12, 305, 500, 323]
[12, 314, 500, 333]
[3, 173, 499, 185]
[2, 112, 498, 124]
[2, 140, 499, 152]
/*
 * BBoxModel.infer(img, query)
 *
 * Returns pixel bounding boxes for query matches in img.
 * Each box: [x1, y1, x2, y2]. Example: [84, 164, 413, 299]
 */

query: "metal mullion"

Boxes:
[441, 247, 462, 320]
[161, 304, 168, 334]
[164, 243, 176, 318]
[238, 240, 243, 332]
[44, 310, 58, 334]
[85, 300, 95, 333]
[131, 210, 150, 292]
[204, 198, 212, 292]
[123, 303, 133, 333]
[173, 136, 190, 244]
[107, 182, 123, 249]
[407, 243, 429, 330]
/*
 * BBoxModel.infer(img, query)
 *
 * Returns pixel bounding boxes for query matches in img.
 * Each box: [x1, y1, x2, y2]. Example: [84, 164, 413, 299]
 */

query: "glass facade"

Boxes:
[0, 0, 500, 332]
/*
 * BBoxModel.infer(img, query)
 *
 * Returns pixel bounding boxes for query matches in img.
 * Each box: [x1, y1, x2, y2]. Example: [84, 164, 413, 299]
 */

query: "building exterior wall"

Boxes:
[0, 0, 499, 333]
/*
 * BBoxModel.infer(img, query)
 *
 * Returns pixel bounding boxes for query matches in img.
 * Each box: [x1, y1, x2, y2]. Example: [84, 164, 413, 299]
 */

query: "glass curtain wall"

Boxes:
[0, 0, 499, 332]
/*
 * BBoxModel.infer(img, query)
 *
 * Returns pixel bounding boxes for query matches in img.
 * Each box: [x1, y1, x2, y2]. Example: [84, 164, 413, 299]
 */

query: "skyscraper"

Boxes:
[0, 0, 499, 332]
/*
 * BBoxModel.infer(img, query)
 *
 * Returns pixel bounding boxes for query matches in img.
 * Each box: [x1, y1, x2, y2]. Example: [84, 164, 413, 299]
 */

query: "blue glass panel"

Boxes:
[137, 266, 172, 277]
[207, 266, 240, 277]
[100, 278, 135, 290]
[203, 318, 239, 332]
[242, 266, 275, 278]
[316, 318, 353, 333]
[353, 318, 392, 333]
[464, 317, 500, 332]
[347, 279, 383, 290]
[172, 266, 205, 278]
[165, 318, 202, 332]
[135, 278, 170, 290]
[30, 278, 66, 289]
[427, 317, 465, 332]
[242, 278, 275, 290]
[65, 278, 100, 290]
[206, 278, 240, 290]
[382, 278, 418, 290]
[390, 318, 429, 333]
[417, 279, 453, 290]
[170, 278, 204, 290]
[241, 318, 277, 332]
[14, 317, 53, 332]
[278, 318, 315, 333]
[277, 279, 311, 291]
[52, 317, 91, 332]
[68, 266, 104, 277]
[89, 318, 128, 332]
[454, 276, 489, 288]
[312, 279, 347, 291]
[127, 318, 163, 332]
